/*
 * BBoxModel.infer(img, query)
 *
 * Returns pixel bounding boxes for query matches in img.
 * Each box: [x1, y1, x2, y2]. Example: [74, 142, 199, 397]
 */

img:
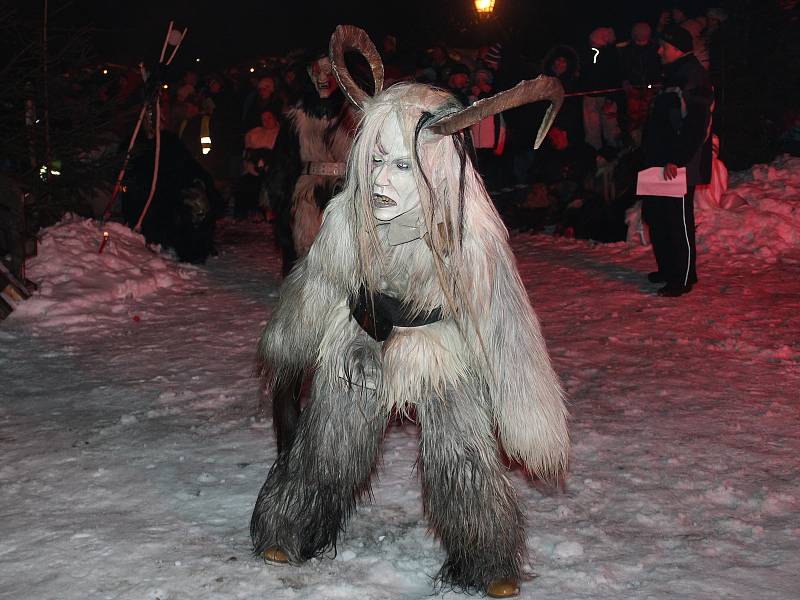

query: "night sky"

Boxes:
[16, 0, 713, 68]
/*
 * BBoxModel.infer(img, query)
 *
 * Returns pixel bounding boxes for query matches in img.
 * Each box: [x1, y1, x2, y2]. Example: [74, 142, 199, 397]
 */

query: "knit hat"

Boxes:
[660, 25, 694, 53]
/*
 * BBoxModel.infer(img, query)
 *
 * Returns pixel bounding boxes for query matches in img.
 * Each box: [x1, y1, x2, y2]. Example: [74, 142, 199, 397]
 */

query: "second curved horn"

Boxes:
[329, 25, 385, 110]
[429, 75, 565, 149]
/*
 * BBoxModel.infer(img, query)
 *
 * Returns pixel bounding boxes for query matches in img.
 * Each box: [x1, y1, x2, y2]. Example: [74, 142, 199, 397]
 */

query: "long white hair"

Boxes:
[337, 83, 505, 327]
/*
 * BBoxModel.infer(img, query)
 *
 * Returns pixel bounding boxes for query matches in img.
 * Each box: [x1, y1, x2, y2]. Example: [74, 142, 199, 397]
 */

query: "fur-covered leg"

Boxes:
[272, 372, 302, 454]
[251, 373, 388, 561]
[417, 383, 526, 593]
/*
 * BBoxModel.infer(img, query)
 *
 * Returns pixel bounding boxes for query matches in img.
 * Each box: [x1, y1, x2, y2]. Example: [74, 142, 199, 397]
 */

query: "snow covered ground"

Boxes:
[1, 156, 799, 599]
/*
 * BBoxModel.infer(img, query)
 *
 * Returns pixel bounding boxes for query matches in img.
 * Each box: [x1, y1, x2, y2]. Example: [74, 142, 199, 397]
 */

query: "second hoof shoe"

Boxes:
[262, 547, 290, 564]
[487, 578, 520, 598]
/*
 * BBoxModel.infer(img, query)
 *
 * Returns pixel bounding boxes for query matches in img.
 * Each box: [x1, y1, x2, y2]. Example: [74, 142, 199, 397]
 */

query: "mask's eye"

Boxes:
[396, 159, 410, 170]
[372, 155, 384, 164]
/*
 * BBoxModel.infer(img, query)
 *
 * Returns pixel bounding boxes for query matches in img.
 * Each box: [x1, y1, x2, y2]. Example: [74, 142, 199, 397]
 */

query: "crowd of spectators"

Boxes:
[101, 6, 741, 241]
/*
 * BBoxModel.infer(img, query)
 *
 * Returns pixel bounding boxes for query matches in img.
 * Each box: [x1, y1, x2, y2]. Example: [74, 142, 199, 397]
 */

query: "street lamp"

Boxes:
[474, 0, 496, 16]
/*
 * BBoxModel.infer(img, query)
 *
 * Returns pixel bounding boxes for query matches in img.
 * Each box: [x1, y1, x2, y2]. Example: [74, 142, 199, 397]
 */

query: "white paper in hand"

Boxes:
[636, 167, 688, 197]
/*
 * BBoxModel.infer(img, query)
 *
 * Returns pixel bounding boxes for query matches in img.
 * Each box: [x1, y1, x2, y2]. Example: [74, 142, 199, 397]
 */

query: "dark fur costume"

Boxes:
[266, 85, 356, 277]
[121, 131, 224, 264]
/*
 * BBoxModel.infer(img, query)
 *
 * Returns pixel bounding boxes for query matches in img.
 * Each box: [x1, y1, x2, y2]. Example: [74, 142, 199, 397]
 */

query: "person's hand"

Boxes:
[663, 163, 679, 180]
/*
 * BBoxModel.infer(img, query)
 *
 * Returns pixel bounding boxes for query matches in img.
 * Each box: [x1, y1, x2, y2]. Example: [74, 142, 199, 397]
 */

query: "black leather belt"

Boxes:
[349, 285, 443, 342]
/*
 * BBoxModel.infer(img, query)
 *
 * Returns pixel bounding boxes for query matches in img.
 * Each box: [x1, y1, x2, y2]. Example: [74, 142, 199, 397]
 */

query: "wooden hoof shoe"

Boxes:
[487, 578, 520, 598]
[261, 547, 290, 564]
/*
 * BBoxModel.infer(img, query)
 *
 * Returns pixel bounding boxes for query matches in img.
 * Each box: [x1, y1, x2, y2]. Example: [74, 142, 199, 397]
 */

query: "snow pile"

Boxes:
[11, 215, 198, 326]
[696, 154, 800, 262]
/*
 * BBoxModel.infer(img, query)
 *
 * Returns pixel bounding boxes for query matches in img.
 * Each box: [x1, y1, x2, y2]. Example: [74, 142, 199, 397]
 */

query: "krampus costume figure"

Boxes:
[122, 131, 224, 264]
[267, 51, 357, 276]
[251, 26, 569, 599]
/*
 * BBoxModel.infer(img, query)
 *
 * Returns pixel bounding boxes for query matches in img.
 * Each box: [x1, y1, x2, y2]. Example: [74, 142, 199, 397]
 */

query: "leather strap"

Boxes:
[302, 161, 347, 177]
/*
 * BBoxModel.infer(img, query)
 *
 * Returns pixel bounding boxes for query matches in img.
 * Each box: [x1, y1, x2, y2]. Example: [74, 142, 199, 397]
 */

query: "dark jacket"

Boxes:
[642, 53, 713, 185]
[620, 41, 662, 86]
[579, 43, 622, 95]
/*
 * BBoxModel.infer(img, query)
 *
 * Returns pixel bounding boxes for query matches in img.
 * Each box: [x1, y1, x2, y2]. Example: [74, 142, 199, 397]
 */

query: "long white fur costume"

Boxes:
[251, 73, 569, 592]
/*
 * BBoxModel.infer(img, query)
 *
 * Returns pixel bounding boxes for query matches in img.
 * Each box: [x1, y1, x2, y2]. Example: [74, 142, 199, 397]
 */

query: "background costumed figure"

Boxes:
[266, 51, 357, 277]
[251, 26, 570, 598]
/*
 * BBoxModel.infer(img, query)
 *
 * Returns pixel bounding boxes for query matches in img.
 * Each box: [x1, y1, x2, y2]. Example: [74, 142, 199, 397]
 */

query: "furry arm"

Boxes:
[257, 194, 357, 387]
[468, 238, 570, 480]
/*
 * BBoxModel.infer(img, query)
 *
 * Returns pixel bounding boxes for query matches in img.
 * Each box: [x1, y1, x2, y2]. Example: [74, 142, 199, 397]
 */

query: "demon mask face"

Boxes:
[371, 112, 421, 222]
[308, 56, 338, 99]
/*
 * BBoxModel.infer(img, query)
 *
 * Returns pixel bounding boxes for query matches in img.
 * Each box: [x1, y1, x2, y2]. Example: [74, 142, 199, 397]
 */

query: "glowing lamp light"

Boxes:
[474, 0, 496, 14]
[102, 68, 109, 75]
[249, 67, 256, 73]
[195, 58, 201, 63]
[591, 47, 600, 64]
[162, 84, 169, 89]
[38, 164, 61, 180]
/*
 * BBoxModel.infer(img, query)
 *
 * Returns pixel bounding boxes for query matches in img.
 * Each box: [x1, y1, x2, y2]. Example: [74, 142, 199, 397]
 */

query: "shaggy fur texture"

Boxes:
[266, 91, 356, 277]
[251, 369, 388, 560]
[417, 384, 527, 590]
[286, 105, 355, 257]
[253, 82, 569, 594]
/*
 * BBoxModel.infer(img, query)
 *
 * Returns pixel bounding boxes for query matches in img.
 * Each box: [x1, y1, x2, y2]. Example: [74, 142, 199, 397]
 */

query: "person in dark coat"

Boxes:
[639, 25, 713, 297]
[580, 27, 623, 151]
[620, 22, 663, 142]
[243, 75, 283, 133]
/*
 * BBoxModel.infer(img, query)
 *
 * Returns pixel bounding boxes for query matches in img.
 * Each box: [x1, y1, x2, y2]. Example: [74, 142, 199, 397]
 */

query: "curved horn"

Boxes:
[329, 25, 384, 109]
[429, 75, 564, 149]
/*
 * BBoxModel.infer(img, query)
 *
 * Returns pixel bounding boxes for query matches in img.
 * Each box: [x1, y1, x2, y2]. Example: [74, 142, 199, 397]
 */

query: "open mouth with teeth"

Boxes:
[373, 194, 397, 208]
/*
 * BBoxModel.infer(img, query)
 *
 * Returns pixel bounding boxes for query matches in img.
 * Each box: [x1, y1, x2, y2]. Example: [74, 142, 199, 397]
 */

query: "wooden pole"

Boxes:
[41, 0, 51, 177]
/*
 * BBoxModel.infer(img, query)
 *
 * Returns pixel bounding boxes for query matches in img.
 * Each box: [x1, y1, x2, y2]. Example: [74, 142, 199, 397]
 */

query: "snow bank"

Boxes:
[11, 215, 198, 326]
[696, 154, 800, 262]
